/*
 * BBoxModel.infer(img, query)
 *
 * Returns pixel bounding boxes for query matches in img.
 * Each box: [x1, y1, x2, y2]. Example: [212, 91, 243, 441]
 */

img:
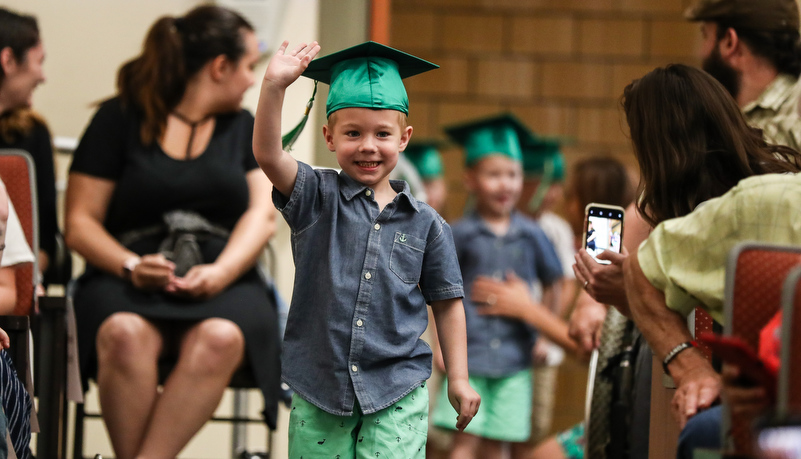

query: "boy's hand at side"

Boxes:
[263, 41, 321, 88]
[447, 377, 480, 431]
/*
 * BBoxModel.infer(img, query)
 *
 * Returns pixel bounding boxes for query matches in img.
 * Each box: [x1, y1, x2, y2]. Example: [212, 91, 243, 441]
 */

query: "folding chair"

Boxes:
[779, 265, 801, 416]
[721, 242, 801, 455]
[0, 148, 70, 458]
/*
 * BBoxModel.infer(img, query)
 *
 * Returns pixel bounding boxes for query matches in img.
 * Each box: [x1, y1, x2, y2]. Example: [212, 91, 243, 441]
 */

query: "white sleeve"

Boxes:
[1, 199, 35, 268]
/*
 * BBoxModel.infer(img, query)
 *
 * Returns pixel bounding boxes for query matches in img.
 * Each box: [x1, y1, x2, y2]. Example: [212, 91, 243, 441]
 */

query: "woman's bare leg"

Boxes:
[96, 313, 164, 459]
[136, 318, 244, 458]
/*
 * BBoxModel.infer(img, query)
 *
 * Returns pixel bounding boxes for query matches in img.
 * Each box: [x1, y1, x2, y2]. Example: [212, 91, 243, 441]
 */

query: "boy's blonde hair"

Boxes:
[327, 110, 408, 131]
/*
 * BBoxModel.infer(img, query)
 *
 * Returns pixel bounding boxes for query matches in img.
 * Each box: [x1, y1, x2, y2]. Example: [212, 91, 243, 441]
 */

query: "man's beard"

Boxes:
[702, 47, 741, 99]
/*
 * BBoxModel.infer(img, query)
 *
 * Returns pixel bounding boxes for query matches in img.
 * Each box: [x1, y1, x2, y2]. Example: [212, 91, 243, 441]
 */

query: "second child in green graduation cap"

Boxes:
[253, 41, 480, 458]
[432, 114, 563, 459]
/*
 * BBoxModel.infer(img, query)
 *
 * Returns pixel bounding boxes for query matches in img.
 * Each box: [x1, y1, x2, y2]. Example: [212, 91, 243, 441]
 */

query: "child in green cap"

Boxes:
[253, 40, 480, 458]
[432, 114, 563, 459]
[404, 141, 448, 214]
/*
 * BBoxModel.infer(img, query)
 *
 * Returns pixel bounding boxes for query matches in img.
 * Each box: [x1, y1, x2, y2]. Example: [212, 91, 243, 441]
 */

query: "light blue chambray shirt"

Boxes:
[453, 212, 563, 377]
[274, 161, 464, 416]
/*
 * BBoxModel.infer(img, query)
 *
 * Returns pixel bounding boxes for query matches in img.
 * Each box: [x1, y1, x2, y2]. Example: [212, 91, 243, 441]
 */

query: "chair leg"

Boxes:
[232, 389, 249, 458]
[73, 403, 85, 459]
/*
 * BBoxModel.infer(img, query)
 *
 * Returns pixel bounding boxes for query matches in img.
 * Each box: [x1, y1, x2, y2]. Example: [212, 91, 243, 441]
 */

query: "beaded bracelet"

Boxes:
[662, 341, 696, 375]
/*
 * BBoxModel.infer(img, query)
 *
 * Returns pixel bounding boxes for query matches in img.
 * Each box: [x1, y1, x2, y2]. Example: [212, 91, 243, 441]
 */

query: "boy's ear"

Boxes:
[322, 124, 336, 152]
[463, 169, 476, 192]
[398, 125, 413, 152]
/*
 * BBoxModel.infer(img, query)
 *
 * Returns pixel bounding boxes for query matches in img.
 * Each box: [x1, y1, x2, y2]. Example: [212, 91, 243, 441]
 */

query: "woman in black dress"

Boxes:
[64, 6, 280, 458]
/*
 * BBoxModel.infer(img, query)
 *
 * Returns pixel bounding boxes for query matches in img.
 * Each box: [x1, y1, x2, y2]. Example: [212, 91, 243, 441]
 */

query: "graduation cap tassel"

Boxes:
[281, 81, 318, 151]
[527, 158, 556, 214]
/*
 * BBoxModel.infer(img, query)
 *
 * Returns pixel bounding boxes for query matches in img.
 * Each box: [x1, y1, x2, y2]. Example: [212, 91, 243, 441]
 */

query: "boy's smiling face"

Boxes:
[466, 154, 523, 218]
[324, 107, 413, 189]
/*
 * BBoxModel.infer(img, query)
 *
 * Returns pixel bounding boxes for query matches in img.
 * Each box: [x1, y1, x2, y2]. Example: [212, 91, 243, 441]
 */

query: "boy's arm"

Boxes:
[430, 297, 480, 431]
[253, 41, 320, 197]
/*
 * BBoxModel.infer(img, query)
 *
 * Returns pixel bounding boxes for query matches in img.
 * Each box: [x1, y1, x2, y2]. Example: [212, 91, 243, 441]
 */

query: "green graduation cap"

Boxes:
[302, 41, 438, 117]
[404, 141, 445, 180]
[522, 137, 565, 181]
[444, 113, 536, 167]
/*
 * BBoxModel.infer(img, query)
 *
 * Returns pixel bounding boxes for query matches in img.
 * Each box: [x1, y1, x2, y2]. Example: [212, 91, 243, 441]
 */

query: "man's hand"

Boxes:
[669, 350, 722, 428]
[568, 295, 608, 352]
[263, 41, 320, 88]
[573, 247, 629, 309]
[447, 378, 480, 431]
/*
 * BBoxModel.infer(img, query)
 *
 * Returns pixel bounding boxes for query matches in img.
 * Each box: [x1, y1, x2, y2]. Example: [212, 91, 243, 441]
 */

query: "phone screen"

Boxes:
[756, 425, 801, 458]
[584, 205, 624, 265]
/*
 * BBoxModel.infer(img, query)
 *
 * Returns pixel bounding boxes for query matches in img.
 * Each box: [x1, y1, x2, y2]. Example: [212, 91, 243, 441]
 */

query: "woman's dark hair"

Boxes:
[0, 7, 40, 86]
[623, 64, 801, 227]
[117, 5, 253, 145]
[717, 23, 801, 78]
[567, 156, 634, 213]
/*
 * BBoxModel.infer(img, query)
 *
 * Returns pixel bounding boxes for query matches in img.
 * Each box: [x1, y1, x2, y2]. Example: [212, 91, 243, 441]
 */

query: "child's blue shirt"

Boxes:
[273, 161, 464, 416]
[452, 211, 563, 377]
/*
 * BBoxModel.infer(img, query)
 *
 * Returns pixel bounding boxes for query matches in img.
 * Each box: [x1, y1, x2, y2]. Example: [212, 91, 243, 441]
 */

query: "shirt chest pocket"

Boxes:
[389, 232, 426, 284]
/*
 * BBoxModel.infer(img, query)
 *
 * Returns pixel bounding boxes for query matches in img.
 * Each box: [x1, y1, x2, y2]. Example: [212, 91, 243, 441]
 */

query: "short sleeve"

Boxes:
[272, 161, 325, 232]
[2, 199, 35, 268]
[530, 225, 564, 286]
[238, 110, 260, 172]
[637, 193, 740, 322]
[70, 98, 129, 180]
[419, 217, 464, 302]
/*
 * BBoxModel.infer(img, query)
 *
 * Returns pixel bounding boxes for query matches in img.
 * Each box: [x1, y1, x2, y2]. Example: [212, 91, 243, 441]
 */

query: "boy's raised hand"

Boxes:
[263, 41, 321, 88]
[447, 378, 480, 431]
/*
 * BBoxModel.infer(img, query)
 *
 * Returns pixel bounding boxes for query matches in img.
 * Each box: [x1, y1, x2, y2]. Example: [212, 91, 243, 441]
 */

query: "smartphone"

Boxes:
[696, 332, 777, 400]
[583, 203, 625, 264]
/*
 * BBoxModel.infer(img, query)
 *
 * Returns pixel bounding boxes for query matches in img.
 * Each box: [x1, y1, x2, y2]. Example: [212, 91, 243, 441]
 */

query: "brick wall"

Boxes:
[390, 0, 701, 221]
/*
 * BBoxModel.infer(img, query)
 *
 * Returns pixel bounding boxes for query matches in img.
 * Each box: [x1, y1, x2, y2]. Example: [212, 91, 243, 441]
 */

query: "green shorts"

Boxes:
[556, 422, 585, 459]
[431, 370, 533, 442]
[288, 383, 428, 459]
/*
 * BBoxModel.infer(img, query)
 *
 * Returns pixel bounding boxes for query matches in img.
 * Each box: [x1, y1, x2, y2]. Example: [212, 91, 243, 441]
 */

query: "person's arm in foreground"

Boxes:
[430, 297, 481, 431]
[625, 251, 720, 428]
[253, 41, 320, 196]
[472, 273, 587, 360]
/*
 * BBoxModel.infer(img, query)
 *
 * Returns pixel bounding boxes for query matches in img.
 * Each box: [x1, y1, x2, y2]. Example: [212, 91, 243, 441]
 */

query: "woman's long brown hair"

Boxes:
[117, 5, 253, 145]
[623, 64, 801, 227]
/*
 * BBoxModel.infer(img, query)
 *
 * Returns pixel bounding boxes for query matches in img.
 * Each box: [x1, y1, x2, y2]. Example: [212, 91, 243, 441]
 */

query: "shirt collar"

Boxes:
[338, 171, 420, 212]
[743, 74, 798, 114]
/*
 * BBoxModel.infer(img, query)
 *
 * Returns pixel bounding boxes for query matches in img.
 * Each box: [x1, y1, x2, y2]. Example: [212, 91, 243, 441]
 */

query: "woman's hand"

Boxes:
[165, 263, 231, 300]
[131, 254, 175, 290]
[572, 247, 629, 308]
[263, 41, 321, 88]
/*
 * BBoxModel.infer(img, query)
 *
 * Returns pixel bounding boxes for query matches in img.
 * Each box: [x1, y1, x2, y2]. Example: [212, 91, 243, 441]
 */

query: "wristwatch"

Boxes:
[122, 256, 142, 280]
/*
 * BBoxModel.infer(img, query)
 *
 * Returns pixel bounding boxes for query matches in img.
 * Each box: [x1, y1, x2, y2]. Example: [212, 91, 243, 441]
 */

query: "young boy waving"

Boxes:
[253, 40, 480, 458]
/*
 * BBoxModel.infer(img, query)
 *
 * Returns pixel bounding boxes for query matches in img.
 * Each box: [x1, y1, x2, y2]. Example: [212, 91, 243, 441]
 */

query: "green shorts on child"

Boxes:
[432, 370, 532, 442]
[288, 383, 428, 459]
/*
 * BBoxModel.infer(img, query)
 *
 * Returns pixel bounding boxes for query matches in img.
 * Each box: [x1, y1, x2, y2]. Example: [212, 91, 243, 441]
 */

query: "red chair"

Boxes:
[0, 148, 69, 458]
[721, 242, 801, 455]
[779, 265, 801, 415]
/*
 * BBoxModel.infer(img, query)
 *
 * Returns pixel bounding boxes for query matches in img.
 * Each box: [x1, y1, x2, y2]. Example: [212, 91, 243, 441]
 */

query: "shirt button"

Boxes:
[374, 223, 381, 230]
[365, 272, 372, 280]
[490, 338, 501, 349]
[351, 365, 358, 372]
[356, 319, 364, 327]
[365, 190, 372, 197]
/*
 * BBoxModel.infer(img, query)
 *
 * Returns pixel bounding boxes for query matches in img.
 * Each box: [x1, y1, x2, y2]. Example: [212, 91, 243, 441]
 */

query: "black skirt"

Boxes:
[73, 236, 281, 429]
